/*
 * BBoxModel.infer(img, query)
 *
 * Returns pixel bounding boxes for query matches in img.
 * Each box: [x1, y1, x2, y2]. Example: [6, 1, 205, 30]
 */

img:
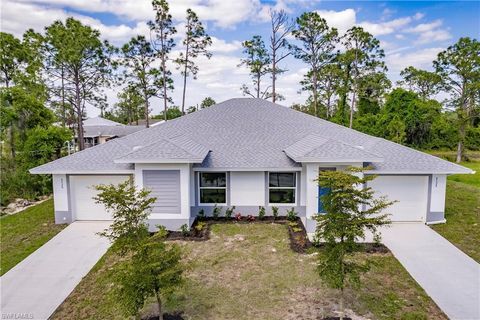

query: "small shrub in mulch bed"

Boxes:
[165, 220, 210, 241]
[285, 217, 313, 253]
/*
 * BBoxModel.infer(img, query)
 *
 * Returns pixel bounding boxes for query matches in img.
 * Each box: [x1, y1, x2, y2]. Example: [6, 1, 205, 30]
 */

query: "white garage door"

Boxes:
[70, 175, 130, 220]
[368, 175, 428, 222]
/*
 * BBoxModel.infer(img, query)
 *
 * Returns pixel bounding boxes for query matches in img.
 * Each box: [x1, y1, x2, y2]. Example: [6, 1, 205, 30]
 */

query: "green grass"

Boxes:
[0, 199, 66, 275]
[448, 161, 480, 187]
[432, 181, 480, 262]
[52, 223, 445, 320]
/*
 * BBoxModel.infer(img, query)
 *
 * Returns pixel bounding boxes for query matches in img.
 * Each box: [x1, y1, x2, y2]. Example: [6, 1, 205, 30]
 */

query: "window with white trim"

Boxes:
[199, 172, 227, 204]
[268, 172, 296, 204]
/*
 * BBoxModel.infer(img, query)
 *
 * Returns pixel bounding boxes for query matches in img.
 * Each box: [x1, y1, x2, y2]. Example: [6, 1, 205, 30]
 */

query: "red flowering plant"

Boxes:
[234, 212, 242, 221]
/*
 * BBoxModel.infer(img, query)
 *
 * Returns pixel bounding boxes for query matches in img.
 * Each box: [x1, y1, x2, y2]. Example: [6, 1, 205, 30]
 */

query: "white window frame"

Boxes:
[268, 172, 297, 206]
[198, 172, 227, 206]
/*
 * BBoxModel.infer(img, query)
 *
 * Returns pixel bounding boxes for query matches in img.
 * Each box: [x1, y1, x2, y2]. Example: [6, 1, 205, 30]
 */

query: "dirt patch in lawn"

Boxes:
[52, 223, 446, 320]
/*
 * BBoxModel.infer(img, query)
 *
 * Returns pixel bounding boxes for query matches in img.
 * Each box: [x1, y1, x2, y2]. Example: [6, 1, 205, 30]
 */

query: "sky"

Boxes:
[1, 0, 479, 117]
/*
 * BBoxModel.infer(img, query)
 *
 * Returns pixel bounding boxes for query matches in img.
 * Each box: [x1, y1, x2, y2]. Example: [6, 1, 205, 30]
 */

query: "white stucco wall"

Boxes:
[230, 171, 265, 206]
[134, 163, 191, 220]
[430, 174, 446, 213]
[52, 174, 69, 212]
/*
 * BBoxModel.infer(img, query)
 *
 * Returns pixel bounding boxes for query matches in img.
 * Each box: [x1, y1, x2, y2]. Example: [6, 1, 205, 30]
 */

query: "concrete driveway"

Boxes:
[381, 223, 480, 320]
[1, 221, 111, 320]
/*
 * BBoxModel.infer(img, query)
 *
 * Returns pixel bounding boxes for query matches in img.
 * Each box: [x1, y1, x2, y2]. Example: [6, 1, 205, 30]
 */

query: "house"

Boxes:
[79, 117, 144, 148]
[30, 98, 473, 234]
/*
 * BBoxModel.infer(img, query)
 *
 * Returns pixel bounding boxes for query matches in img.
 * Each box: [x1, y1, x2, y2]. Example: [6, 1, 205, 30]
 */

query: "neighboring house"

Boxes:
[135, 119, 165, 127]
[79, 117, 144, 148]
[31, 99, 473, 234]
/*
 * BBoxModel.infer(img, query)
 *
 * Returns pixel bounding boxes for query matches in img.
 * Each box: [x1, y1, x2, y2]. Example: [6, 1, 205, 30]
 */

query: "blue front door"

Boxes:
[318, 167, 336, 214]
[318, 186, 330, 213]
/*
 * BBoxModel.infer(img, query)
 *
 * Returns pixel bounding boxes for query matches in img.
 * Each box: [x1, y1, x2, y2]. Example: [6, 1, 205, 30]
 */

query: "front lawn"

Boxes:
[432, 180, 480, 262]
[52, 223, 445, 320]
[0, 199, 66, 275]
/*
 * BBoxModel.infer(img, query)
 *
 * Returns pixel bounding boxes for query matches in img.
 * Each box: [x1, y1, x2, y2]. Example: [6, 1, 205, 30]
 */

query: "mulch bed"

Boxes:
[142, 312, 184, 320]
[164, 216, 388, 254]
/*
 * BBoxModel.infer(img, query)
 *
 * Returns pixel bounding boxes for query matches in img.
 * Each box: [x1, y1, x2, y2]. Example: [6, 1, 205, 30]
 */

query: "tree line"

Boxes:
[0, 2, 478, 205]
[238, 10, 479, 163]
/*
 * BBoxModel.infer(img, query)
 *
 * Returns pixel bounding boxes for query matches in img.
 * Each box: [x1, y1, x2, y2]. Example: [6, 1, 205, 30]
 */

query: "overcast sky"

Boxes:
[2, 0, 479, 116]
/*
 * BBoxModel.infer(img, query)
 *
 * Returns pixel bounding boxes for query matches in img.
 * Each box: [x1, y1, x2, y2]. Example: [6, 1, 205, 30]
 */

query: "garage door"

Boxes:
[368, 175, 428, 222]
[70, 175, 130, 220]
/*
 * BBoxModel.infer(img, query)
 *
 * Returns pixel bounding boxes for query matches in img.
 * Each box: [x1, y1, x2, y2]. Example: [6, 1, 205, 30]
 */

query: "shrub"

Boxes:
[212, 204, 222, 219]
[286, 207, 298, 221]
[258, 206, 266, 220]
[180, 224, 189, 237]
[271, 206, 279, 220]
[234, 212, 242, 221]
[197, 209, 205, 220]
[246, 215, 255, 222]
[225, 206, 236, 218]
[292, 227, 303, 233]
[195, 221, 207, 232]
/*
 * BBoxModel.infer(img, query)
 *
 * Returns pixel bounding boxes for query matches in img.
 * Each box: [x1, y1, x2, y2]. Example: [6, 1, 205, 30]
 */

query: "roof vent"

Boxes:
[132, 145, 143, 151]
[355, 145, 364, 150]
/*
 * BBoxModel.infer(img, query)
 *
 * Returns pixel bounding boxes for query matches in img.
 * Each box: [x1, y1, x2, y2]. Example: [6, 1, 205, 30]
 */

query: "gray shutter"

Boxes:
[143, 170, 181, 214]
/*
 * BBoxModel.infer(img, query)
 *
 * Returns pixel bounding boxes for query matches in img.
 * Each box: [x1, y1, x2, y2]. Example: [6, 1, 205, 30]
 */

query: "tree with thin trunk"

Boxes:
[112, 85, 144, 125]
[121, 35, 162, 128]
[269, 9, 293, 103]
[239, 35, 271, 99]
[341, 26, 386, 128]
[434, 37, 480, 163]
[95, 180, 184, 319]
[44, 18, 114, 151]
[291, 12, 338, 117]
[175, 9, 212, 115]
[315, 168, 393, 319]
[398, 66, 442, 100]
[200, 96, 216, 109]
[149, 0, 176, 122]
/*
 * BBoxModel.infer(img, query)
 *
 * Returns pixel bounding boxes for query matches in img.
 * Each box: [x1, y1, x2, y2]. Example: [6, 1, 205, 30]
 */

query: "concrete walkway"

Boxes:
[1, 222, 111, 320]
[381, 223, 480, 320]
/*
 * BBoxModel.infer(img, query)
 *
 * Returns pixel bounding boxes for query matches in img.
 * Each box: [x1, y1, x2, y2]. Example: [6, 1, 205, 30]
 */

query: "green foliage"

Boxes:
[180, 224, 189, 236]
[212, 204, 222, 219]
[154, 106, 182, 120]
[271, 206, 279, 220]
[197, 209, 205, 220]
[239, 35, 271, 99]
[286, 207, 297, 221]
[200, 96, 216, 109]
[315, 168, 393, 314]
[95, 180, 156, 255]
[225, 206, 235, 218]
[398, 66, 442, 100]
[96, 181, 183, 318]
[174, 8, 212, 114]
[110, 227, 183, 318]
[258, 206, 266, 220]
[195, 221, 207, 232]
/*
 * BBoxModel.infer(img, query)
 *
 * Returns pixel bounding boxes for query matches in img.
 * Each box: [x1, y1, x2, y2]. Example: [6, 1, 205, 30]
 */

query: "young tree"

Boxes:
[315, 168, 393, 319]
[0, 32, 25, 88]
[269, 9, 293, 103]
[239, 35, 271, 99]
[434, 37, 480, 163]
[149, 0, 176, 122]
[341, 26, 386, 128]
[175, 9, 212, 115]
[95, 181, 183, 318]
[200, 96, 216, 109]
[44, 18, 115, 150]
[291, 12, 338, 116]
[398, 66, 442, 100]
[121, 35, 162, 128]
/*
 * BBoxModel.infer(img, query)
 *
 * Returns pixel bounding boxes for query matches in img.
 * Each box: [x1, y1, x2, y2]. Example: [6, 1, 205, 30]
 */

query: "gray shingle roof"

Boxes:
[83, 125, 144, 138]
[284, 134, 383, 163]
[115, 135, 209, 163]
[83, 117, 123, 126]
[31, 98, 473, 174]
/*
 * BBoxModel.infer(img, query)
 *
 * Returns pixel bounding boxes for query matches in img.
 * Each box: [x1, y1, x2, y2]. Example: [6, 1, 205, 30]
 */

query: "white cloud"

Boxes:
[359, 16, 414, 36]
[316, 9, 356, 35]
[210, 37, 243, 53]
[386, 47, 443, 73]
[404, 19, 452, 44]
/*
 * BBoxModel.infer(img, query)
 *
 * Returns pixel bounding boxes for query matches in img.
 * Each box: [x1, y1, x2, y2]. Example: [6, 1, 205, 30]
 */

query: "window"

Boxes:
[268, 172, 296, 204]
[199, 172, 227, 204]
